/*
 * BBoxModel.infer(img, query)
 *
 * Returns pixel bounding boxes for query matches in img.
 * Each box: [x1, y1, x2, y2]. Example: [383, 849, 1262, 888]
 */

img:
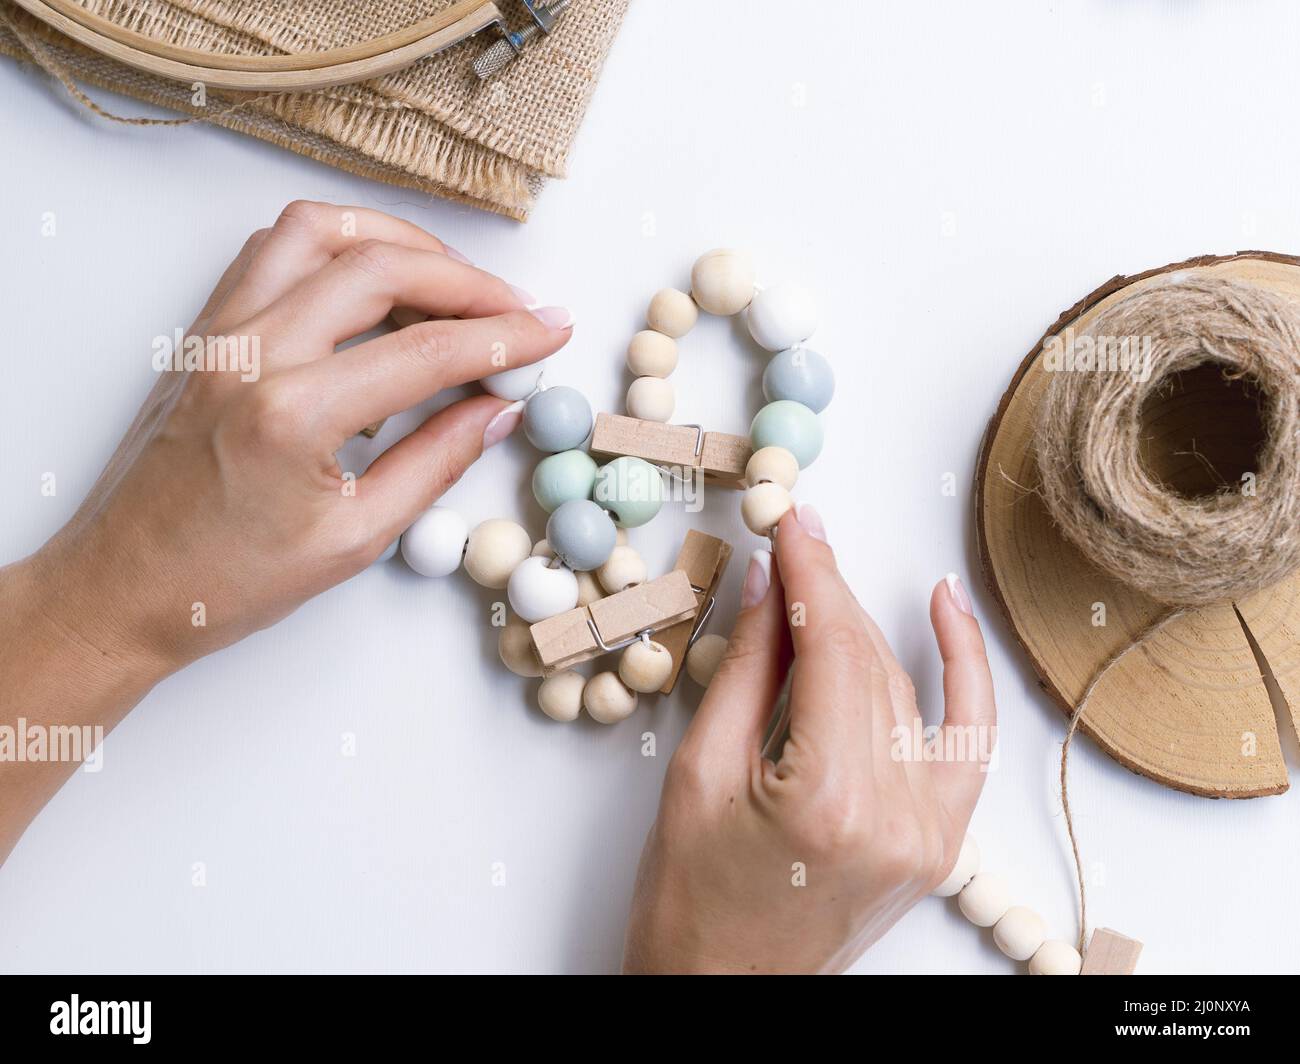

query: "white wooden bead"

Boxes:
[619, 639, 673, 693]
[597, 545, 647, 594]
[957, 873, 1011, 928]
[464, 519, 532, 589]
[575, 570, 605, 607]
[646, 288, 698, 338]
[745, 446, 799, 491]
[538, 670, 585, 722]
[626, 376, 675, 422]
[686, 633, 729, 687]
[1029, 939, 1083, 976]
[691, 248, 756, 316]
[499, 617, 542, 678]
[931, 834, 980, 897]
[400, 506, 468, 577]
[993, 906, 1047, 962]
[626, 330, 679, 378]
[747, 282, 818, 351]
[507, 556, 579, 623]
[583, 671, 638, 724]
[531, 539, 556, 560]
[741, 482, 793, 536]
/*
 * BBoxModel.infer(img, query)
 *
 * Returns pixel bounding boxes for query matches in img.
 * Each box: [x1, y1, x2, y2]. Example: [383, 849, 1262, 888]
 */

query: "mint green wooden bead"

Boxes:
[750, 400, 824, 469]
[593, 456, 665, 528]
[532, 450, 598, 513]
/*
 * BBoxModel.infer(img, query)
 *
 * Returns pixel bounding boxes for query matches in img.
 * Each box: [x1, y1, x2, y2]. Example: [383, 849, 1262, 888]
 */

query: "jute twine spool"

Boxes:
[1033, 275, 1300, 949]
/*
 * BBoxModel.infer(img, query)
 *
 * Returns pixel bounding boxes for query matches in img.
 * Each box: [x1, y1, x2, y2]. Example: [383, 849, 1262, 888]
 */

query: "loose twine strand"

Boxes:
[1035, 274, 1300, 953]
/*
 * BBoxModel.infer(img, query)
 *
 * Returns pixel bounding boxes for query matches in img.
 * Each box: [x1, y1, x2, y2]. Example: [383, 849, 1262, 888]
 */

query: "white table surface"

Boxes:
[2, 0, 1299, 974]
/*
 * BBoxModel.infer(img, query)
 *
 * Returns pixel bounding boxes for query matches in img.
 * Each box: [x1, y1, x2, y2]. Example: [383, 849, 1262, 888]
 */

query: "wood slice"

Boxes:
[975, 252, 1300, 798]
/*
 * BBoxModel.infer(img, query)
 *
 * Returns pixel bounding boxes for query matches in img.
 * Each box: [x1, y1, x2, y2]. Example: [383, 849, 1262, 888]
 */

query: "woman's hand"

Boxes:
[622, 505, 997, 974]
[0, 201, 571, 862]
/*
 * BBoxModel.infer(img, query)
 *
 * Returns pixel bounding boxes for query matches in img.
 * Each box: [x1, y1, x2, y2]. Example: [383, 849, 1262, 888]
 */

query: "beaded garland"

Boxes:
[395, 248, 835, 725]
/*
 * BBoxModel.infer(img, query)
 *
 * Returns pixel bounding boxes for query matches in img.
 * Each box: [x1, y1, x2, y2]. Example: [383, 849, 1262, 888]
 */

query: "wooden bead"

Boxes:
[546, 499, 618, 571]
[532, 449, 598, 513]
[750, 399, 824, 469]
[583, 671, 638, 724]
[538, 670, 585, 722]
[594, 457, 665, 528]
[931, 834, 980, 897]
[626, 376, 675, 422]
[1029, 939, 1083, 976]
[993, 906, 1047, 962]
[626, 330, 678, 378]
[763, 347, 835, 413]
[481, 361, 546, 401]
[691, 248, 755, 316]
[745, 446, 799, 491]
[531, 539, 556, 560]
[747, 282, 818, 351]
[597, 545, 647, 594]
[464, 519, 531, 589]
[400, 506, 468, 577]
[573, 570, 604, 607]
[741, 482, 793, 536]
[686, 633, 728, 687]
[957, 873, 1011, 928]
[499, 617, 542, 678]
[619, 639, 673, 693]
[523, 385, 593, 452]
[507, 556, 579, 623]
[646, 287, 698, 338]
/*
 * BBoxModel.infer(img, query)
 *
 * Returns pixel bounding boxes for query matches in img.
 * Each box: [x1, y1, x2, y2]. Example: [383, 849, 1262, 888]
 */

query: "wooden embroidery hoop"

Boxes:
[8, 0, 502, 91]
[976, 251, 1300, 799]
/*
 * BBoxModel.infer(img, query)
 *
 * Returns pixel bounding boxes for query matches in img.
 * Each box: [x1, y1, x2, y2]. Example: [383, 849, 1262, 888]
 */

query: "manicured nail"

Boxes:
[483, 400, 525, 449]
[795, 501, 827, 543]
[444, 244, 472, 265]
[945, 572, 973, 616]
[741, 548, 772, 609]
[529, 305, 576, 330]
[509, 284, 538, 307]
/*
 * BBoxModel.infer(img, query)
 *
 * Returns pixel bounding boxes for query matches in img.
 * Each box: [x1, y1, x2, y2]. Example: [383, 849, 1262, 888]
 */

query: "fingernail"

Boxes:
[741, 548, 772, 609]
[529, 305, 576, 330]
[483, 400, 525, 449]
[795, 501, 827, 543]
[509, 284, 538, 308]
[444, 244, 472, 265]
[945, 572, 973, 616]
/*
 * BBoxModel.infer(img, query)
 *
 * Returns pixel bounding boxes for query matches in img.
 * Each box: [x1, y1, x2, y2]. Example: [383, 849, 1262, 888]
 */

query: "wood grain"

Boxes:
[1081, 928, 1143, 975]
[655, 530, 733, 694]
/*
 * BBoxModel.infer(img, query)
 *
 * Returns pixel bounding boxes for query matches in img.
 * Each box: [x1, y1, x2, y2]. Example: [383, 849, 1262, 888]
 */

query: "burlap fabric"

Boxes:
[0, 0, 629, 219]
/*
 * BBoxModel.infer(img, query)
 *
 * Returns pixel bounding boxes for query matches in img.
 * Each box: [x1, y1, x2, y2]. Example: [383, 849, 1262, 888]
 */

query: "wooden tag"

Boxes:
[1080, 928, 1143, 975]
[656, 530, 733, 694]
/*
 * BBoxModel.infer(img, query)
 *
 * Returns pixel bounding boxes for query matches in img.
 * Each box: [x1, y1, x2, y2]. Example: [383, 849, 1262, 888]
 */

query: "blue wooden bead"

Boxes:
[547, 499, 618, 571]
[762, 347, 834, 413]
[593, 456, 665, 528]
[532, 450, 598, 513]
[524, 386, 593, 452]
[750, 400, 824, 469]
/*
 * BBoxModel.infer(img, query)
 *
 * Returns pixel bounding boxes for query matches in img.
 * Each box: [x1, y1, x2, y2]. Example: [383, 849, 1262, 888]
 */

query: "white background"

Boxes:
[2, 0, 1299, 974]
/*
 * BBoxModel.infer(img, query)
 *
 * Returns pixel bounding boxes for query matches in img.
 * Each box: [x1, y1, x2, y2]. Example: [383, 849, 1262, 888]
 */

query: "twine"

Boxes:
[1034, 275, 1300, 952]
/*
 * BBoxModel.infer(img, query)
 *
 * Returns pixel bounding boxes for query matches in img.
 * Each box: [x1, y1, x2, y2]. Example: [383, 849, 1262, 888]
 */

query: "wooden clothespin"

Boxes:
[590, 413, 752, 488]
[654, 530, 732, 694]
[529, 569, 699, 675]
[1080, 928, 1143, 975]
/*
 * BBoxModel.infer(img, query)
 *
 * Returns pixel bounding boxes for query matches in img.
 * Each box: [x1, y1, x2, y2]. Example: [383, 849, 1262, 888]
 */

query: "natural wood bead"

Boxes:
[741, 482, 793, 536]
[626, 330, 678, 378]
[993, 906, 1047, 962]
[931, 834, 980, 897]
[619, 639, 673, 693]
[957, 873, 1011, 928]
[691, 248, 755, 316]
[598, 545, 647, 594]
[745, 446, 799, 491]
[646, 287, 698, 338]
[531, 539, 556, 560]
[538, 670, 585, 722]
[686, 633, 728, 687]
[575, 570, 605, 607]
[1028, 939, 1083, 976]
[465, 519, 532, 589]
[499, 617, 542, 678]
[583, 671, 638, 724]
[626, 376, 675, 422]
